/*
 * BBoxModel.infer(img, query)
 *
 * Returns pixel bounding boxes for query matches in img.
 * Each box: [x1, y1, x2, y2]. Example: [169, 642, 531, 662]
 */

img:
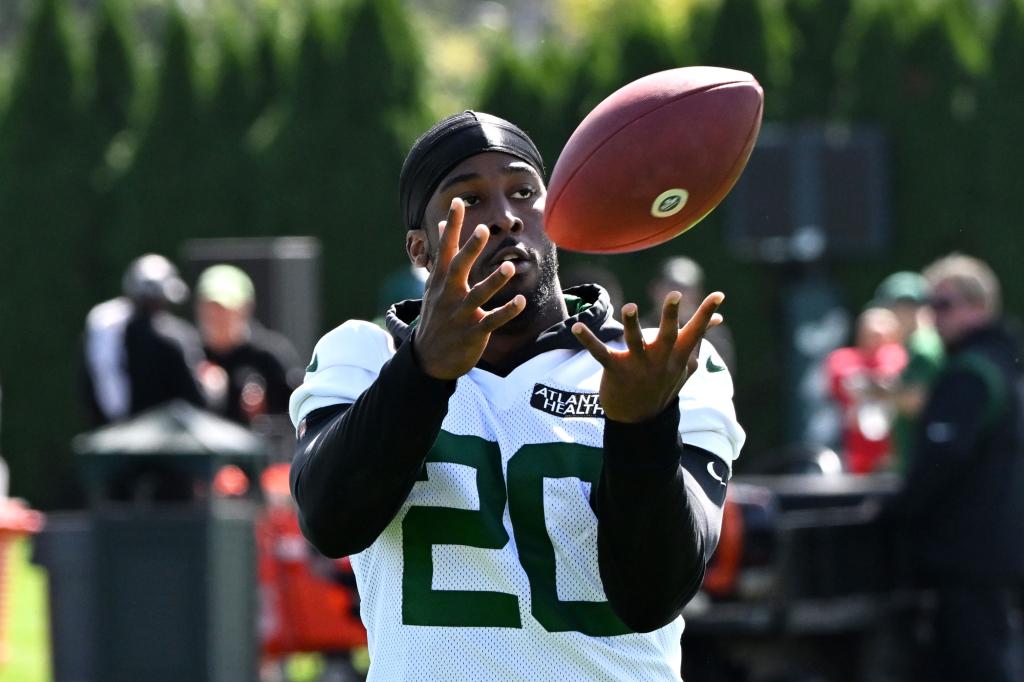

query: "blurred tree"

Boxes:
[906, 8, 981, 189]
[253, 6, 337, 244]
[249, 24, 280, 119]
[336, 0, 427, 142]
[194, 26, 261, 236]
[479, 3, 686, 170]
[257, 0, 429, 325]
[476, 42, 570, 167]
[782, 0, 853, 120]
[556, 0, 688, 148]
[560, 0, 691, 123]
[0, 0, 98, 506]
[834, 2, 982, 311]
[108, 9, 208, 262]
[557, 31, 620, 127]
[701, 0, 779, 115]
[211, 25, 259, 134]
[3, 0, 1024, 502]
[612, 2, 687, 87]
[331, 0, 430, 322]
[976, 0, 1024, 309]
[110, 6, 263, 277]
[91, 0, 138, 296]
[685, 0, 719, 62]
[905, 7, 977, 247]
[93, 0, 136, 142]
[835, 1, 906, 124]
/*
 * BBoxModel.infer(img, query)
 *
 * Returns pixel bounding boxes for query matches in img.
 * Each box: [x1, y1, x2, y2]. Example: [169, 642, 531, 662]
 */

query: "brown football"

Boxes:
[545, 66, 763, 254]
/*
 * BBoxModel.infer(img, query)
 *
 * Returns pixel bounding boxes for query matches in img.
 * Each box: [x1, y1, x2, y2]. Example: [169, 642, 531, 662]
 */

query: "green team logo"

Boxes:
[659, 195, 681, 212]
[706, 356, 726, 373]
[651, 188, 689, 218]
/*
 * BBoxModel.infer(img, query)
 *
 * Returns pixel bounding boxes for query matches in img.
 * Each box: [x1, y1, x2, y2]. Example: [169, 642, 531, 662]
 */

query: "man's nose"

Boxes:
[487, 197, 523, 236]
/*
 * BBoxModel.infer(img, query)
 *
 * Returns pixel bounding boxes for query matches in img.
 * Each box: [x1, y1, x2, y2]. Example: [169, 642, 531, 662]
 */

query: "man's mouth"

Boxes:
[489, 245, 534, 274]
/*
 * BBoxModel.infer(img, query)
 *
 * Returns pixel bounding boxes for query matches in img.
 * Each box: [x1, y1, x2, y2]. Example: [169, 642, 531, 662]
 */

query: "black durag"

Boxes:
[399, 111, 545, 232]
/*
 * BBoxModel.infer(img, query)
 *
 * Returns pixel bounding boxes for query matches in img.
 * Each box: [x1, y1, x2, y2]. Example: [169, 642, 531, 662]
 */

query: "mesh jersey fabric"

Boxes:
[290, 320, 744, 681]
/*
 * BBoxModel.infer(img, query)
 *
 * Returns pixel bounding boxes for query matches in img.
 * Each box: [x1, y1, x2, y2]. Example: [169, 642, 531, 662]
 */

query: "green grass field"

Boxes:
[0, 537, 367, 682]
[0, 537, 49, 682]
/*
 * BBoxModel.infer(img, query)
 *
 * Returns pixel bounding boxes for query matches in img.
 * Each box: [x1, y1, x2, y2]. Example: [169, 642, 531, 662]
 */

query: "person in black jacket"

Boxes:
[896, 253, 1024, 682]
[82, 253, 207, 426]
[195, 264, 302, 425]
[288, 111, 744, 680]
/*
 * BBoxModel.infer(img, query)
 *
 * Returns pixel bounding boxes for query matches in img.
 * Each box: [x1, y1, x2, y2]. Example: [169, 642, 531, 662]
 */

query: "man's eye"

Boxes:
[461, 195, 480, 207]
[512, 187, 536, 199]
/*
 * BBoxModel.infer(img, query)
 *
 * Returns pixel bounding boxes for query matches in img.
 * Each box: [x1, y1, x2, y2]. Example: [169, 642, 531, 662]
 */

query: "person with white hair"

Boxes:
[894, 253, 1024, 682]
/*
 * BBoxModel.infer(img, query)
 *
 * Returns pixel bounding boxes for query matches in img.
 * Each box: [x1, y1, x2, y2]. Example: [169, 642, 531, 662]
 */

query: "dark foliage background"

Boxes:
[1, 0, 1020, 507]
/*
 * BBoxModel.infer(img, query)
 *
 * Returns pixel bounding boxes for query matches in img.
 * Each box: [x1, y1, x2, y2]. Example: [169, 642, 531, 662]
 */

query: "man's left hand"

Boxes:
[572, 291, 724, 423]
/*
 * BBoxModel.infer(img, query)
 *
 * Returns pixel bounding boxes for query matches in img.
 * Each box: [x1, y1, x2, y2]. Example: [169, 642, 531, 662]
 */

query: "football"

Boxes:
[545, 66, 763, 254]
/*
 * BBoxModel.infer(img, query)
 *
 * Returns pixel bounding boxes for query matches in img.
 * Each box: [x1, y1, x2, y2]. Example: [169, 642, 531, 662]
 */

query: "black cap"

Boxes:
[122, 254, 188, 305]
[399, 111, 545, 231]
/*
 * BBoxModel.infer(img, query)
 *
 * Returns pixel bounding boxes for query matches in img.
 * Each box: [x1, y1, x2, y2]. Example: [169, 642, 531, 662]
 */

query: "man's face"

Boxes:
[929, 279, 990, 346]
[889, 302, 920, 340]
[413, 151, 559, 315]
[855, 308, 899, 352]
[197, 299, 250, 353]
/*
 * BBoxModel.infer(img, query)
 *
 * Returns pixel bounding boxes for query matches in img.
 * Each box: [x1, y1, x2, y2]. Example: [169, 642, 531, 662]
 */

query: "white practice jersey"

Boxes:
[290, 319, 745, 682]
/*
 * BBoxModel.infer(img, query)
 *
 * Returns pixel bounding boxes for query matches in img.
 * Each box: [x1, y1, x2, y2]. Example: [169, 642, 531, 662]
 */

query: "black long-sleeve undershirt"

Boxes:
[597, 399, 726, 631]
[290, 337, 727, 632]
[290, 339, 455, 558]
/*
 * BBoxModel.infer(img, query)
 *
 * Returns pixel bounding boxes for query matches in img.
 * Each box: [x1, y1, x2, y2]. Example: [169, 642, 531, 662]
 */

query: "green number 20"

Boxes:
[402, 432, 631, 636]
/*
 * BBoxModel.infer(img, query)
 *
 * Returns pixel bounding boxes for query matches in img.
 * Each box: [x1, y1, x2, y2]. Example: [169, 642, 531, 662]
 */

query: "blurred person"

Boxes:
[894, 253, 1023, 682]
[195, 264, 303, 425]
[824, 306, 907, 473]
[646, 256, 736, 373]
[872, 271, 945, 470]
[289, 111, 743, 680]
[81, 253, 206, 426]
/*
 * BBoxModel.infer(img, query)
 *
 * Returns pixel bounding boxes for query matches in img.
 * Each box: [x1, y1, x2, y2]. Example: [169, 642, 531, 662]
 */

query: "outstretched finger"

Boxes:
[479, 295, 526, 333]
[572, 322, 614, 368]
[435, 198, 465, 276]
[679, 292, 720, 339]
[675, 292, 724, 355]
[465, 261, 515, 309]
[656, 291, 682, 347]
[621, 303, 645, 354]
[448, 224, 490, 285]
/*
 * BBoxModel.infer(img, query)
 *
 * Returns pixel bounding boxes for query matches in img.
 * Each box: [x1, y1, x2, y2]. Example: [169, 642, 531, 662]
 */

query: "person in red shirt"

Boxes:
[825, 307, 908, 473]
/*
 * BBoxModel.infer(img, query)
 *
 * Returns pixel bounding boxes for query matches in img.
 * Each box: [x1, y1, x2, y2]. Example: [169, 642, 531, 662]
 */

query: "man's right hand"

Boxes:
[413, 198, 526, 380]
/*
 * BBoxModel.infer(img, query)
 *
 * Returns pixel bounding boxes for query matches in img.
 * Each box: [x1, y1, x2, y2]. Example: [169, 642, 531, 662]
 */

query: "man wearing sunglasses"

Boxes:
[896, 253, 1023, 681]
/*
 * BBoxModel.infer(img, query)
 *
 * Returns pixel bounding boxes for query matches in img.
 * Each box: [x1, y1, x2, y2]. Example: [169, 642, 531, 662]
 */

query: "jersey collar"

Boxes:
[384, 284, 623, 376]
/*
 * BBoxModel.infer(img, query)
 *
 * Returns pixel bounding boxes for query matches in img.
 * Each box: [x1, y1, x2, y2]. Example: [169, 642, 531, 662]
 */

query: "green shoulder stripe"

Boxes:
[948, 352, 1008, 431]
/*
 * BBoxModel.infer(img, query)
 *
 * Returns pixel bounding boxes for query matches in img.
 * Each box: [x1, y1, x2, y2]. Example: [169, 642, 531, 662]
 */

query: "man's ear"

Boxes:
[406, 229, 432, 269]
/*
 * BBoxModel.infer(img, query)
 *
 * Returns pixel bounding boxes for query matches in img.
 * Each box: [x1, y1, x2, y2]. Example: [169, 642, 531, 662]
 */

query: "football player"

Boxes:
[289, 111, 744, 681]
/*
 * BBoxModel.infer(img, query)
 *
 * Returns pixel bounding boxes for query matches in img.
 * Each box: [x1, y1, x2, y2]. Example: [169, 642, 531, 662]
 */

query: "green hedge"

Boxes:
[0, 0, 1021, 506]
